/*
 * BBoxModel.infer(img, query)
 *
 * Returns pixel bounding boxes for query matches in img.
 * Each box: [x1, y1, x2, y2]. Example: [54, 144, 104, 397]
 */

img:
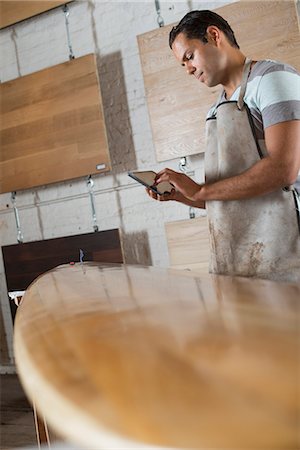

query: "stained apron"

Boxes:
[205, 58, 300, 283]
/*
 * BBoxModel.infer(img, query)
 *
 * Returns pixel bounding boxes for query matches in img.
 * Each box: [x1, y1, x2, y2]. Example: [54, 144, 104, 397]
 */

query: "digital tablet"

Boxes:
[128, 171, 173, 195]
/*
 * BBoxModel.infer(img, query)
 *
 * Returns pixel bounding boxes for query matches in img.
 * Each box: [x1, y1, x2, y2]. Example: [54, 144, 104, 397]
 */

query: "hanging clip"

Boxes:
[87, 176, 99, 232]
[79, 249, 84, 264]
[11, 191, 24, 243]
[178, 157, 195, 220]
[179, 156, 188, 173]
[155, 0, 164, 27]
[189, 207, 195, 219]
[63, 4, 75, 60]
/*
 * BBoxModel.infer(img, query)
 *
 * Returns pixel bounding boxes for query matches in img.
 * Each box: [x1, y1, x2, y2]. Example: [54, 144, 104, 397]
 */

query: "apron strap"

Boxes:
[237, 57, 252, 110]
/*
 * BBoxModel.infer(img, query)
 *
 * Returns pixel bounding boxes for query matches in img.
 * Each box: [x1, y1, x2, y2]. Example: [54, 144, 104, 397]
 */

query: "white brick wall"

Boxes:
[0, 0, 236, 364]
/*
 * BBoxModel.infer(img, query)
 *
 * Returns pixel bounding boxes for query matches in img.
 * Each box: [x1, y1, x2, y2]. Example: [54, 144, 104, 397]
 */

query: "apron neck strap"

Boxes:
[237, 57, 252, 110]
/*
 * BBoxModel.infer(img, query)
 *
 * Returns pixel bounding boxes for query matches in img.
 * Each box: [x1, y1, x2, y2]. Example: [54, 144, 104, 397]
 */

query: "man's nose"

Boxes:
[186, 61, 195, 75]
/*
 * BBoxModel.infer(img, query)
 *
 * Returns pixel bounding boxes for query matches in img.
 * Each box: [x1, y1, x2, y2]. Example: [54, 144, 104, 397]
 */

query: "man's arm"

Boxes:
[155, 120, 300, 202]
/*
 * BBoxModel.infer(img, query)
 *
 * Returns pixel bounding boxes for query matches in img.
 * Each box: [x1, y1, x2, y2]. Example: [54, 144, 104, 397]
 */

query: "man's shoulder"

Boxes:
[248, 59, 300, 127]
[249, 59, 299, 81]
[246, 59, 299, 108]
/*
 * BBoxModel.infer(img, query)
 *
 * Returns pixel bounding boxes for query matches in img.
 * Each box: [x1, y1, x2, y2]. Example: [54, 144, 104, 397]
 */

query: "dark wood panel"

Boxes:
[2, 230, 123, 292]
[0, 375, 36, 448]
[0, 306, 9, 364]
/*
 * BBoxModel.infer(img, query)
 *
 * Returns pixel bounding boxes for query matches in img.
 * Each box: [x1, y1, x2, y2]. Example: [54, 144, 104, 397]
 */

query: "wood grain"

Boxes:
[165, 216, 210, 274]
[0, 54, 111, 193]
[138, 1, 300, 162]
[0, 1, 72, 29]
[14, 263, 300, 449]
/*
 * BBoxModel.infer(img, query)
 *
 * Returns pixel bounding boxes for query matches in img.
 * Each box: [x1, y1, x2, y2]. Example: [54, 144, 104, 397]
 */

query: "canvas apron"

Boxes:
[205, 58, 300, 283]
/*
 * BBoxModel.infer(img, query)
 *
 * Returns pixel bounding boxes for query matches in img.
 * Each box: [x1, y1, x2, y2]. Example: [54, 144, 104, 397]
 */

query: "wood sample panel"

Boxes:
[165, 216, 210, 274]
[0, 1, 72, 30]
[2, 229, 123, 292]
[0, 54, 111, 193]
[138, 1, 300, 162]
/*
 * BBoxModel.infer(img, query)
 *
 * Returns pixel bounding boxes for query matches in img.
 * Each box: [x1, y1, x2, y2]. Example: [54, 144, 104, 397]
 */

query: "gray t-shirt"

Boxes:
[207, 59, 300, 185]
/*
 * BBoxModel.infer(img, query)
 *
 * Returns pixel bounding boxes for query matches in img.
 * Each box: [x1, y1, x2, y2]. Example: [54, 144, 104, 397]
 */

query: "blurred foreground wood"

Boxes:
[14, 263, 299, 449]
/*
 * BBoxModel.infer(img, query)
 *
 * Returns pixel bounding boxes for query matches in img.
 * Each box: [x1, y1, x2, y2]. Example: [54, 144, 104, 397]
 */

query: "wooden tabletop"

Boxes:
[14, 263, 299, 449]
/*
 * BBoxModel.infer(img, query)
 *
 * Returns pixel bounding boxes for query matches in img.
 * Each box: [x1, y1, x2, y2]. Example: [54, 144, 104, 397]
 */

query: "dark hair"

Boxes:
[169, 10, 239, 49]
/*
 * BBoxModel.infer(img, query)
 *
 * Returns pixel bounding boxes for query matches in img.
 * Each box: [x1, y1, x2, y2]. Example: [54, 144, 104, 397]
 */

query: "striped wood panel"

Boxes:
[0, 1, 72, 29]
[0, 54, 111, 193]
[138, 1, 300, 162]
[165, 216, 210, 274]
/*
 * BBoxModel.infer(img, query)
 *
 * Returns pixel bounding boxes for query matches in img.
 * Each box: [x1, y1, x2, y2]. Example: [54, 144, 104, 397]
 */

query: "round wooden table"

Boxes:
[14, 263, 299, 449]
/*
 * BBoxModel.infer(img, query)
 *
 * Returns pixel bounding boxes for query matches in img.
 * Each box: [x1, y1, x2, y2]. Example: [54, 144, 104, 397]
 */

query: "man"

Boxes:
[147, 10, 300, 283]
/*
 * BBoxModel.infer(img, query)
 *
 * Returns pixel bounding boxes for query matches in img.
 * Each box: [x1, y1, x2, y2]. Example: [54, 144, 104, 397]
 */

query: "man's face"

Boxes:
[171, 32, 223, 87]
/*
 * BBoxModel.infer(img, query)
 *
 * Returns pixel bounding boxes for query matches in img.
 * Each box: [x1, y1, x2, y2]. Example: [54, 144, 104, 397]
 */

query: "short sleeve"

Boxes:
[256, 64, 300, 129]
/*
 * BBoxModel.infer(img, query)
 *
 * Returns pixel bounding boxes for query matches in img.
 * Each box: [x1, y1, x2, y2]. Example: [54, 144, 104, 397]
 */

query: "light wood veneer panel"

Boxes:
[165, 216, 210, 274]
[0, 1, 71, 29]
[0, 54, 111, 193]
[138, 1, 300, 162]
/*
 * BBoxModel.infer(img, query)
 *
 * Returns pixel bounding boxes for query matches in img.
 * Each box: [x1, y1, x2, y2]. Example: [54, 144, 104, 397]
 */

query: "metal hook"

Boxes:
[87, 176, 99, 232]
[178, 157, 195, 220]
[63, 4, 75, 60]
[189, 206, 195, 219]
[179, 156, 188, 173]
[79, 249, 84, 264]
[11, 191, 24, 243]
[155, 0, 164, 27]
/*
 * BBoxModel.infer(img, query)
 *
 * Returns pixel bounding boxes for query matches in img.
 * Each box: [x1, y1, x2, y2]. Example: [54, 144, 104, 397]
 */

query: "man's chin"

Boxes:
[206, 79, 219, 88]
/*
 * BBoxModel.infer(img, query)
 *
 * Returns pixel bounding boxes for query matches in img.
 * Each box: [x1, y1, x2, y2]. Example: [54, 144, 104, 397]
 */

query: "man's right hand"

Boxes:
[146, 187, 205, 208]
[146, 187, 178, 202]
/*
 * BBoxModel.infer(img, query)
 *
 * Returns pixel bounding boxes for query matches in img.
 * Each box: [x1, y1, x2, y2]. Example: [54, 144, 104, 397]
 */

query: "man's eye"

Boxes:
[187, 54, 193, 60]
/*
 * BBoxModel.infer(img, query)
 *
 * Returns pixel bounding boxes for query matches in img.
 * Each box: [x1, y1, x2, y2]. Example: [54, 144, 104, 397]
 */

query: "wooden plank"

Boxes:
[2, 229, 123, 292]
[0, 1, 72, 30]
[0, 306, 9, 364]
[0, 374, 36, 448]
[0, 54, 111, 193]
[165, 216, 210, 274]
[138, 1, 300, 162]
[14, 263, 300, 448]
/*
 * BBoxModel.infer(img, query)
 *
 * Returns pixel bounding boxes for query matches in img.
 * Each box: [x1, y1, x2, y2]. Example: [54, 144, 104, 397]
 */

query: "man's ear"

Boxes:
[206, 25, 221, 46]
